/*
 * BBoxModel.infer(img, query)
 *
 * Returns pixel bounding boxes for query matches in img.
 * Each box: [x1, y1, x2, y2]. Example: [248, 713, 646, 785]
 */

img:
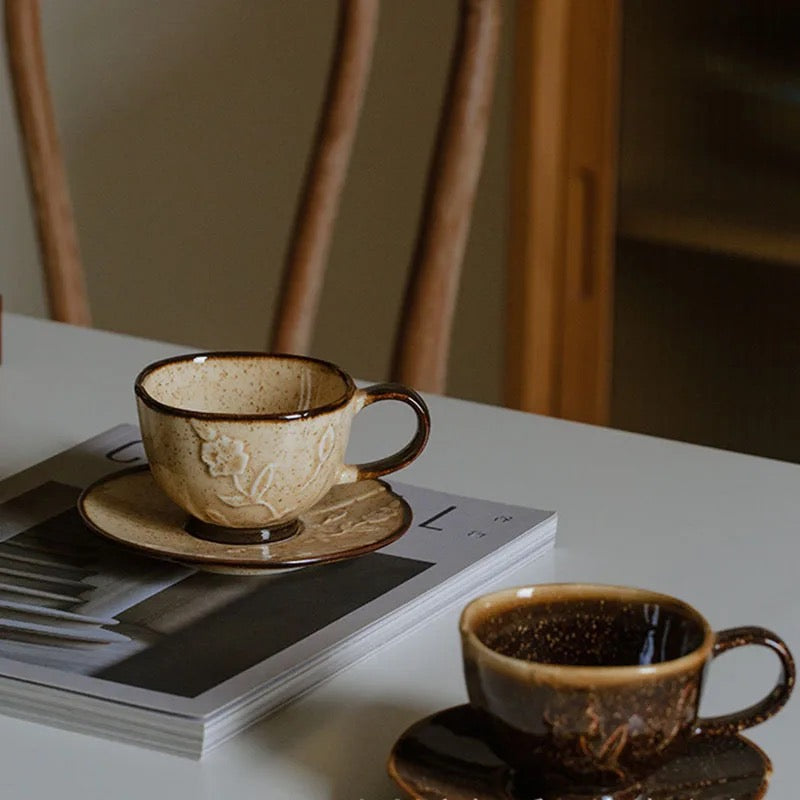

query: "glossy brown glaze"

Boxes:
[388, 705, 772, 800]
[697, 626, 796, 736]
[459, 584, 794, 796]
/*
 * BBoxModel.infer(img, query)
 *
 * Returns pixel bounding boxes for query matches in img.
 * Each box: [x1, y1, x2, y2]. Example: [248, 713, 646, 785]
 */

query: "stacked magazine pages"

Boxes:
[0, 425, 557, 757]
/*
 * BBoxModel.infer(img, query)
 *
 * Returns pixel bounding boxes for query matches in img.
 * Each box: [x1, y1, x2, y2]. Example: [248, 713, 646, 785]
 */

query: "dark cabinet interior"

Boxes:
[611, 0, 800, 462]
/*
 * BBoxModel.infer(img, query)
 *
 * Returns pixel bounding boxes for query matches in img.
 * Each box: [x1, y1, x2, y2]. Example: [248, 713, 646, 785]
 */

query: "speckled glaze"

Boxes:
[135, 352, 429, 532]
[388, 704, 772, 800]
[459, 584, 795, 797]
[78, 466, 412, 573]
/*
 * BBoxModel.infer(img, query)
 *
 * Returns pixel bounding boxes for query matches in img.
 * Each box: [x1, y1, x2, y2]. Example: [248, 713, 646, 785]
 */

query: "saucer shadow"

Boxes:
[234, 695, 437, 800]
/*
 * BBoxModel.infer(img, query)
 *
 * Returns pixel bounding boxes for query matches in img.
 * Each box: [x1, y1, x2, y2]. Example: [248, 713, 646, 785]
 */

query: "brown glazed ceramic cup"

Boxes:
[135, 352, 430, 543]
[460, 584, 795, 797]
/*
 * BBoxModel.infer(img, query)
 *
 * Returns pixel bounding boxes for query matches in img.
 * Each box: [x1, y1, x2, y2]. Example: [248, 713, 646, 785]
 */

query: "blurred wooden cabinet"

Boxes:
[507, 0, 800, 464]
[506, 0, 621, 425]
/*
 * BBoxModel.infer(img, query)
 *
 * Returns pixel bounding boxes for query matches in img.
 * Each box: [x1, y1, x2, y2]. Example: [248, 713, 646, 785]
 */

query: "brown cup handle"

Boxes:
[695, 626, 795, 736]
[340, 383, 430, 481]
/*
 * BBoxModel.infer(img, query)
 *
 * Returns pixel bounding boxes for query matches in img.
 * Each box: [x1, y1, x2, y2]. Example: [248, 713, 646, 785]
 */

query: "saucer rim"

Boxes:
[387, 704, 772, 800]
[78, 465, 412, 569]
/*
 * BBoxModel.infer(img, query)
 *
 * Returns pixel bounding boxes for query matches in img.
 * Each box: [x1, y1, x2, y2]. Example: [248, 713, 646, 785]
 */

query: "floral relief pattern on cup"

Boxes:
[658, 681, 699, 749]
[190, 419, 337, 517]
[201, 435, 250, 478]
[542, 680, 699, 781]
[191, 420, 278, 515]
[297, 424, 336, 492]
[544, 697, 629, 782]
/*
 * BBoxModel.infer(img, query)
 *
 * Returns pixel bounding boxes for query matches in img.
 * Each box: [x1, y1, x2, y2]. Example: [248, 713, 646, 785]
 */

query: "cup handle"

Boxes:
[695, 626, 796, 736]
[339, 383, 430, 482]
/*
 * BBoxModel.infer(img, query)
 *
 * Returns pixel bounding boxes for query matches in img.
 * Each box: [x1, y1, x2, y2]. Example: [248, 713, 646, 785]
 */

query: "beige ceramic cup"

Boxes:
[135, 352, 430, 543]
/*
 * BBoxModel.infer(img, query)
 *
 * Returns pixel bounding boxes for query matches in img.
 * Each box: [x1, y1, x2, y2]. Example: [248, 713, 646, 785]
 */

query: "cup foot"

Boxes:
[184, 516, 303, 545]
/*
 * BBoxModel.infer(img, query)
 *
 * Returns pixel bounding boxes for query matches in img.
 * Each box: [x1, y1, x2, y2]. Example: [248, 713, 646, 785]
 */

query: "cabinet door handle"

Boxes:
[569, 166, 598, 299]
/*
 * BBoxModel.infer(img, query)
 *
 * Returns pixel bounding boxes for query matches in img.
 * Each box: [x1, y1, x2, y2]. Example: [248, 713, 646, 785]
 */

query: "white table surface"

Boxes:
[0, 312, 797, 799]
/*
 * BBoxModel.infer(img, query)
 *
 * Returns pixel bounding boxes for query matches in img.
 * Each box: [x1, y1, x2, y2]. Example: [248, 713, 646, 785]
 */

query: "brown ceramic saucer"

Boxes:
[78, 466, 411, 575]
[388, 705, 771, 800]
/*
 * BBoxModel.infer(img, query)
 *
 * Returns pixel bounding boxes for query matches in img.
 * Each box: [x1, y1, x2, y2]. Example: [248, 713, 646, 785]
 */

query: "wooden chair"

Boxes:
[5, 0, 500, 394]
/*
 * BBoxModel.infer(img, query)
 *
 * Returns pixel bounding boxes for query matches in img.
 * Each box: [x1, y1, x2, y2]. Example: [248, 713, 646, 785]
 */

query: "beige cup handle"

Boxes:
[339, 383, 430, 483]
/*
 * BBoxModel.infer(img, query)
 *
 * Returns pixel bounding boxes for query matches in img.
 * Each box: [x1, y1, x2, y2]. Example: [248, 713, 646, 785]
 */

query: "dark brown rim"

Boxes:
[134, 351, 356, 421]
[77, 466, 412, 569]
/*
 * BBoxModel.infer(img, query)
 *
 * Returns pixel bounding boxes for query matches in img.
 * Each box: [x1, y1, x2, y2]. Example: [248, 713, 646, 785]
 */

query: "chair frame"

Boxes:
[6, 0, 500, 394]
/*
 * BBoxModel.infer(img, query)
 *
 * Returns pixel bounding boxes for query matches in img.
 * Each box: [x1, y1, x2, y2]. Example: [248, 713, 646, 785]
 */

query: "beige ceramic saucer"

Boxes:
[78, 466, 411, 575]
[388, 705, 771, 800]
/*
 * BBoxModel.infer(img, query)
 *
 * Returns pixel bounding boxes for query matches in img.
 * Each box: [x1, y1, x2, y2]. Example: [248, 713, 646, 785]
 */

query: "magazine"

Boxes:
[0, 425, 557, 757]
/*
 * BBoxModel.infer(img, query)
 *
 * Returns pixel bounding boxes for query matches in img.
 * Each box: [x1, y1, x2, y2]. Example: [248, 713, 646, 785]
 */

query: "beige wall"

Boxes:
[1, 0, 512, 405]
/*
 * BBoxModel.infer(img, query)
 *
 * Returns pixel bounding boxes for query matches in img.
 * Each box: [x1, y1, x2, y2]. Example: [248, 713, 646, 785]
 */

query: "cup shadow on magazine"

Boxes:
[0, 482, 433, 683]
[238, 696, 434, 800]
